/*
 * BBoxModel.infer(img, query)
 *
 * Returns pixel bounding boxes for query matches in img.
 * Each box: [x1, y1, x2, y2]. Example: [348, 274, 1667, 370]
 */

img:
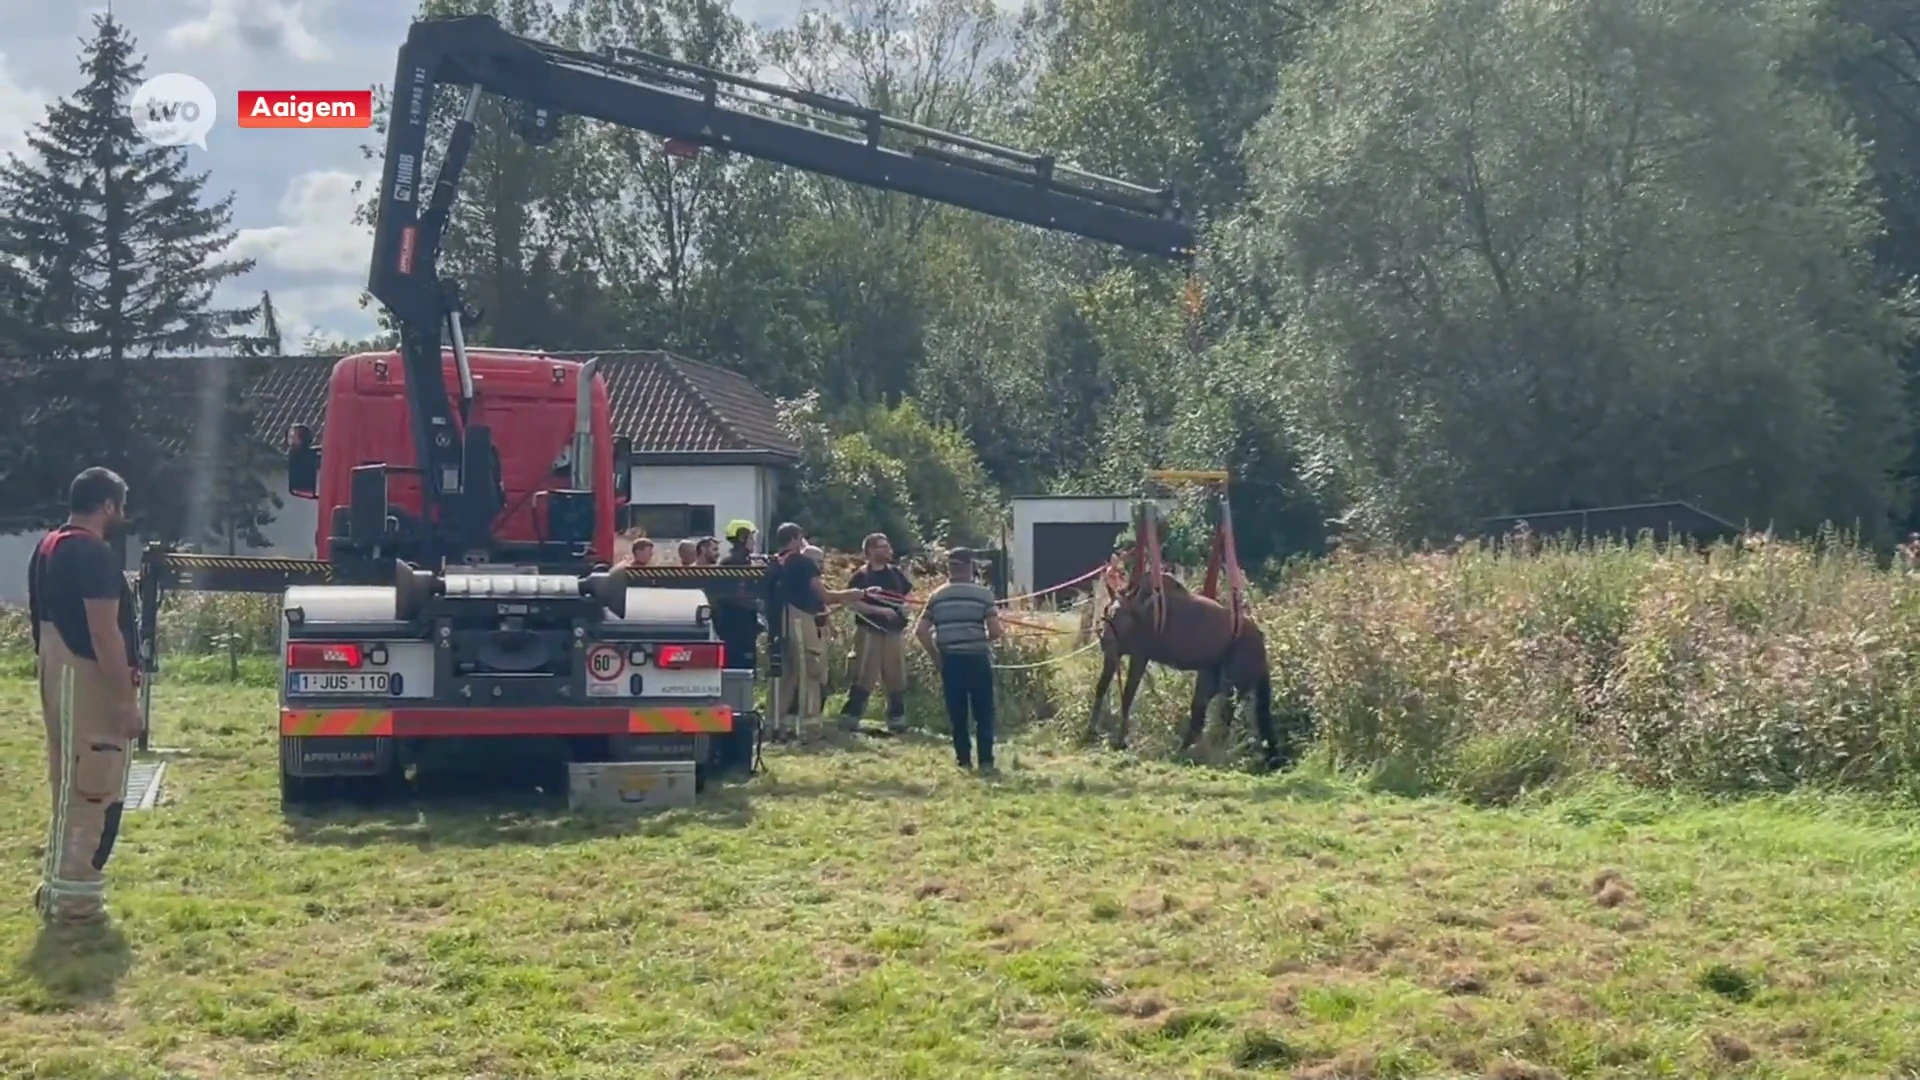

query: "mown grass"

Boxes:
[5, 679, 1920, 1078]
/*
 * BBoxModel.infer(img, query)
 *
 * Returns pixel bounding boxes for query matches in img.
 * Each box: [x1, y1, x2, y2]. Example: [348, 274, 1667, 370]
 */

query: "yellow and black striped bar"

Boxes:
[620, 565, 770, 587]
[146, 551, 336, 593]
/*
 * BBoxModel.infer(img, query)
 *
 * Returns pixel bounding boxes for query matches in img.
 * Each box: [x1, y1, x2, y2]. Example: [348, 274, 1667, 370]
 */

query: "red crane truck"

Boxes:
[134, 14, 1193, 803]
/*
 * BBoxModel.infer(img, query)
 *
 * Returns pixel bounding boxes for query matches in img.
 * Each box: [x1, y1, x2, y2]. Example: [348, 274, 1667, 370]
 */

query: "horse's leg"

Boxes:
[1182, 665, 1219, 753]
[1227, 639, 1284, 769]
[1252, 674, 1280, 769]
[1221, 634, 1282, 768]
[1085, 646, 1119, 746]
[1115, 653, 1149, 750]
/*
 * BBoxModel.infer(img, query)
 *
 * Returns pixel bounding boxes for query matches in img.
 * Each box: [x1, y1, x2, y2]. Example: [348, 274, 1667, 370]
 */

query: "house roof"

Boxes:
[16, 350, 800, 461]
[1479, 501, 1742, 545]
[568, 350, 798, 458]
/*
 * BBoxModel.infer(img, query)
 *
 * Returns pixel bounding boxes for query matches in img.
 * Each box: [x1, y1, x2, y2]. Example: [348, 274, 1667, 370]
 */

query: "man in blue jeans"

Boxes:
[915, 548, 1005, 771]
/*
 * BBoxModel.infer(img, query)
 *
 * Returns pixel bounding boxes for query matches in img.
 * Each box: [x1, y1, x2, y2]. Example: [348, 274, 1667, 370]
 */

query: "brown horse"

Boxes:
[1085, 574, 1289, 767]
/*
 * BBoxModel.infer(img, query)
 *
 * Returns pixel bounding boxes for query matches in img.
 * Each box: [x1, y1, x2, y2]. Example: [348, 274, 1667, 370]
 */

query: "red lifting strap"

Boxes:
[1200, 503, 1247, 633]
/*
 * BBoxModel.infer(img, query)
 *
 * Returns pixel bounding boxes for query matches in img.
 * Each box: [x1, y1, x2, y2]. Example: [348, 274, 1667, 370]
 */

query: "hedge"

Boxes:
[6, 536, 1919, 802]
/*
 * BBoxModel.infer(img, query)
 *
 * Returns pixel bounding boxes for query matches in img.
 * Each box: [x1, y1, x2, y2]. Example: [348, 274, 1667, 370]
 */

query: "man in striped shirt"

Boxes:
[915, 548, 1005, 771]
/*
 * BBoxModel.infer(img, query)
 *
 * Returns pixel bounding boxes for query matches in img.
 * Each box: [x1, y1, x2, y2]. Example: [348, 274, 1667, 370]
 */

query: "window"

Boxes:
[627, 503, 716, 539]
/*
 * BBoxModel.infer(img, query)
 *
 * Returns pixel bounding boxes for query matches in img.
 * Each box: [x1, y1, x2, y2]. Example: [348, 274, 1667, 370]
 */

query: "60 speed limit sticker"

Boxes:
[586, 644, 625, 680]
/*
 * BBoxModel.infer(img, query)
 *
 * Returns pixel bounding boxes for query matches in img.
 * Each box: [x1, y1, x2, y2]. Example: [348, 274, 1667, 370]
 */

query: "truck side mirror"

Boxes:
[287, 445, 319, 499]
[287, 423, 319, 499]
[612, 435, 633, 500]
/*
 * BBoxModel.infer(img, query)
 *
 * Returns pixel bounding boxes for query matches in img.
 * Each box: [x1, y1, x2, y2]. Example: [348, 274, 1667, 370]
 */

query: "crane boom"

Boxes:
[367, 14, 1195, 559]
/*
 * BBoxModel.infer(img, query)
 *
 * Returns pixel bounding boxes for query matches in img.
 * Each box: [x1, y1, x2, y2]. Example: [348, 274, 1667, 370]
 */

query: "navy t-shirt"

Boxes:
[777, 553, 826, 614]
[27, 526, 134, 661]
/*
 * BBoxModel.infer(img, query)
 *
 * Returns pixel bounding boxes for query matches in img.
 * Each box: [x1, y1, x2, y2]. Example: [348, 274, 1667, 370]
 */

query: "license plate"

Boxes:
[289, 672, 390, 695]
[643, 671, 723, 696]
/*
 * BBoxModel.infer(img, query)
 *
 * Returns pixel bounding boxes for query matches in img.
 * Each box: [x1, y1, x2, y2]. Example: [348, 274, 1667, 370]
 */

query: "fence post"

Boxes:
[985, 548, 1008, 603]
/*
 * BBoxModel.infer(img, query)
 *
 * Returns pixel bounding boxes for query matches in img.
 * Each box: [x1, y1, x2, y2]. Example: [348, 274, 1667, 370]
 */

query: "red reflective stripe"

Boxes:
[283, 707, 734, 738]
[388, 707, 631, 737]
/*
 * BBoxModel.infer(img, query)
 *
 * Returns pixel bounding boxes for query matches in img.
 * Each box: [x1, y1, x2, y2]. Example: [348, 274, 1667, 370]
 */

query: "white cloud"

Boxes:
[228, 167, 374, 274]
[0, 52, 48, 160]
[266, 281, 374, 344]
[166, 0, 331, 63]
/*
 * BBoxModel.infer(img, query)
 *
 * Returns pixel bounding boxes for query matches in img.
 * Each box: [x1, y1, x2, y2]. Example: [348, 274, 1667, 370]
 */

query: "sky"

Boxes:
[0, 0, 820, 349]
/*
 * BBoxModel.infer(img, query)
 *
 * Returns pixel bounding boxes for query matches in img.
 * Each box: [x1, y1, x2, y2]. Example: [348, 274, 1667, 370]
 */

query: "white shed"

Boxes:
[1008, 495, 1175, 603]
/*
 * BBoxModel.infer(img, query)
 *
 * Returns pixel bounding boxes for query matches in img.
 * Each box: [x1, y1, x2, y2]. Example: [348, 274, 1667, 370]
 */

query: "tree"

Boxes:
[1026, 0, 1316, 219]
[0, 14, 261, 539]
[1808, 0, 1920, 531]
[775, 392, 917, 549]
[357, 0, 635, 351]
[248, 290, 283, 356]
[1220, 0, 1916, 541]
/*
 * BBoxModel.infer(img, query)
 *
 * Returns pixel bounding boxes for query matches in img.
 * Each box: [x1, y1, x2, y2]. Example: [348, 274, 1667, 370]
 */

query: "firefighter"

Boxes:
[800, 544, 832, 715]
[28, 467, 142, 928]
[713, 521, 761, 671]
[837, 532, 913, 733]
[768, 523, 863, 739]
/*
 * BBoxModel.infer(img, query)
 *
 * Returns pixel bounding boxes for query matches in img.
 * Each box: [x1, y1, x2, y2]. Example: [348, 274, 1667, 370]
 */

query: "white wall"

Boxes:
[1009, 496, 1175, 596]
[628, 463, 774, 543]
[0, 531, 62, 606]
[0, 468, 308, 606]
[261, 476, 320, 556]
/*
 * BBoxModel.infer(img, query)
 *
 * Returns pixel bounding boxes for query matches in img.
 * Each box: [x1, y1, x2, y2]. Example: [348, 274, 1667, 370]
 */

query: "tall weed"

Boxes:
[9, 536, 1920, 800]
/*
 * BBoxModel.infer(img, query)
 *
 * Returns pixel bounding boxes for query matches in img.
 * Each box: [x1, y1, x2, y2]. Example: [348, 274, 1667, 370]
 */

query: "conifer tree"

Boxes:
[0, 14, 263, 541]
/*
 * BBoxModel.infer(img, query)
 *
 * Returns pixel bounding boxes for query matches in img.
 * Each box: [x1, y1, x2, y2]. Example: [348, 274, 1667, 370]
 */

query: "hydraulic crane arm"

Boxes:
[366, 14, 1195, 560]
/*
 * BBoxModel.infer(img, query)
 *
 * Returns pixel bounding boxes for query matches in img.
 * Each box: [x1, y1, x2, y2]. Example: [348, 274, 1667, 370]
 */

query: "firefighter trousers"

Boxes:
[36, 625, 130, 926]
[839, 628, 908, 730]
[780, 606, 825, 724]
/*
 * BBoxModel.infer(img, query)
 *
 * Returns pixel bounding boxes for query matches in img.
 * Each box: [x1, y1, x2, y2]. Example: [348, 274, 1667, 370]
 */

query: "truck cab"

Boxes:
[285, 348, 628, 567]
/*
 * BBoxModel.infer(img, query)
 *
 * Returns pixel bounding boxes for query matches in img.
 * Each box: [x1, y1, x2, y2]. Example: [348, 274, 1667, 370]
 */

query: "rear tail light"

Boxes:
[287, 643, 363, 669]
[653, 643, 721, 669]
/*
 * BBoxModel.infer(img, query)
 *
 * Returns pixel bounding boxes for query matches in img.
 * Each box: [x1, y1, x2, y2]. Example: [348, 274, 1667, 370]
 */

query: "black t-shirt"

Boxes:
[715, 545, 758, 611]
[848, 564, 912, 632]
[778, 553, 826, 614]
[27, 526, 135, 662]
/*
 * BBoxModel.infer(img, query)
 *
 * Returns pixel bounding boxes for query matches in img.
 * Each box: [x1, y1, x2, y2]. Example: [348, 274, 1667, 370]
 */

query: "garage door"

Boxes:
[1031, 521, 1126, 606]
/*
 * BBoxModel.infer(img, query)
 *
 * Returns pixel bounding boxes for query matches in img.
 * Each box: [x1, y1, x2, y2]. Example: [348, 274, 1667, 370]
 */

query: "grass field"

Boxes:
[5, 682, 1920, 1078]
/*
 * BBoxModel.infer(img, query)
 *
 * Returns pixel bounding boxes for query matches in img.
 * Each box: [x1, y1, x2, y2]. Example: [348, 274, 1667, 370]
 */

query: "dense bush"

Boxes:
[12, 537, 1920, 802]
[775, 392, 1002, 552]
[1254, 535, 1920, 802]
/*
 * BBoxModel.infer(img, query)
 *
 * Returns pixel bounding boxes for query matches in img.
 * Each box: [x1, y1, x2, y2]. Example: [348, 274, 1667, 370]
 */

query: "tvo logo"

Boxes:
[128, 73, 216, 149]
